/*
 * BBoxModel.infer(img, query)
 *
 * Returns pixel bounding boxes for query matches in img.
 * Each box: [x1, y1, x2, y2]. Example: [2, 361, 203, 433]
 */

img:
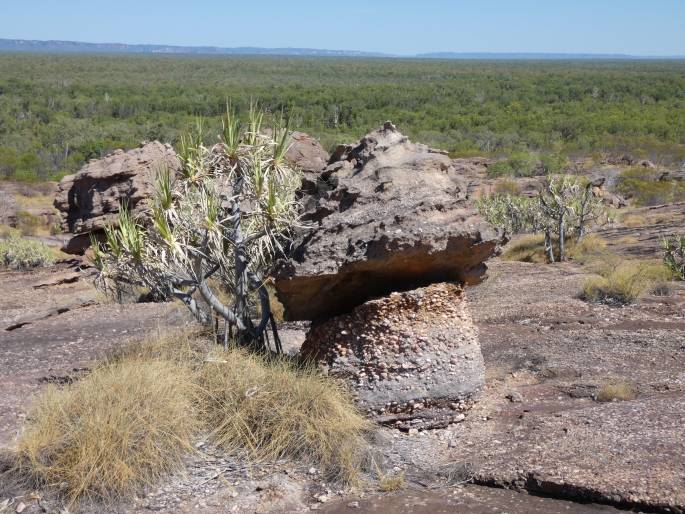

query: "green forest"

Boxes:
[1, 54, 684, 181]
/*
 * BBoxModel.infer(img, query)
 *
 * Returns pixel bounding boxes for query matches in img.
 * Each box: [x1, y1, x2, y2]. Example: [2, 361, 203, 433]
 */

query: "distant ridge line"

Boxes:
[1, 38, 683, 59]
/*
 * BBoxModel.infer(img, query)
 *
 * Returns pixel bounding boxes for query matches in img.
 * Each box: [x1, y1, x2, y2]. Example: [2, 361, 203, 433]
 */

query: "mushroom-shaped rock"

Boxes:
[275, 122, 503, 321]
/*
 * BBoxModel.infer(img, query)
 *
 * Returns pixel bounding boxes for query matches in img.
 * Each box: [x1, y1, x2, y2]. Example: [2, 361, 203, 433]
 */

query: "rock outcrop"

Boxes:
[301, 283, 483, 430]
[286, 131, 331, 212]
[55, 141, 181, 254]
[55, 133, 329, 254]
[286, 131, 329, 177]
[276, 122, 502, 321]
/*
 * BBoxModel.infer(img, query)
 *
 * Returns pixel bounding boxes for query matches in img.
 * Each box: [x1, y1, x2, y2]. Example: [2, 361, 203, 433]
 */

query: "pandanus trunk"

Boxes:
[544, 229, 555, 263]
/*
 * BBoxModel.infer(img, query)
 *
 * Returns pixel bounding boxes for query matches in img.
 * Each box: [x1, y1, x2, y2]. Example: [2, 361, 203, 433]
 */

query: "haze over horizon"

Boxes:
[2, 0, 685, 57]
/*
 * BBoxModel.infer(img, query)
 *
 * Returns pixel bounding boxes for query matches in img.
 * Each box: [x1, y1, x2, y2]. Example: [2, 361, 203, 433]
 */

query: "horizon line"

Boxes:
[1, 38, 685, 60]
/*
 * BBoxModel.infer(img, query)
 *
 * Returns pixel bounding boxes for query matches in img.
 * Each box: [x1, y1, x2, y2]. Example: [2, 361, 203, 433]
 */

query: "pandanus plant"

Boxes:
[92, 106, 302, 351]
[477, 174, 606, 263]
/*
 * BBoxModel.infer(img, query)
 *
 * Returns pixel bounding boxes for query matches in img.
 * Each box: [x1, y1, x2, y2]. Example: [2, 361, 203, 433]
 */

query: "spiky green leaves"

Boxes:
[93, 105, 302, 333]
[662, 234, 685, 280]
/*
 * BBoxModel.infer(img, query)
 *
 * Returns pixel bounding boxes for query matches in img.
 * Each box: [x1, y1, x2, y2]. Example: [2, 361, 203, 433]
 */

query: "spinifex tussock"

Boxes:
[11, 358, 197, 503]
[197, 347, 371, 483]
[7, 330, 371, 503]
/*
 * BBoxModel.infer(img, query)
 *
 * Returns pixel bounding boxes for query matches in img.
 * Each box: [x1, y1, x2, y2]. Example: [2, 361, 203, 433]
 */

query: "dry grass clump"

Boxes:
[493, 179, 521, 196]
[12, 358, 197, 502]
[501, 234, 548, 263]
[568, 234, 608, 263]
[8, 330, 371, 503]
[198, 347, 370, 483]
[378, 472, 406, 492]
[618, 212, 648, 228]
[580, 258, 673, 305]
[596, 381, 637, 402]
[502, 233, 608, 264]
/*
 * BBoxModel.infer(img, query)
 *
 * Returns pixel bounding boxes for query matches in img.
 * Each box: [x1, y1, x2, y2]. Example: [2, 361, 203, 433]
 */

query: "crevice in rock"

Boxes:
[473, 474, 676, 513]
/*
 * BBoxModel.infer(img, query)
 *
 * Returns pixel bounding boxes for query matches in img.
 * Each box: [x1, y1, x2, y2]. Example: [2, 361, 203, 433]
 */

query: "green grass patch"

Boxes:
[0, 235, 55, 270]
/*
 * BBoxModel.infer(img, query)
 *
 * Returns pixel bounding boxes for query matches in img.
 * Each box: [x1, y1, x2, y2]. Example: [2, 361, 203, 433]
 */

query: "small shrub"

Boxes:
[616, 167, 685, 206]
[540, 153, 568, 174]
[662, 234, 685, 280]
[12, 359, 197, 502]
[378, 472, 406, 492]
[580, 259, 673, 305]
[596, 381, 637, 402]
[0, 235, 55, 270]
[488, 151, 538, 177]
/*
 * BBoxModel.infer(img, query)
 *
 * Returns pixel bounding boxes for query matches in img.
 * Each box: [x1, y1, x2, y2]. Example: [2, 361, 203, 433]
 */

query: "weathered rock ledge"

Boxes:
[276, 122, 502, 321]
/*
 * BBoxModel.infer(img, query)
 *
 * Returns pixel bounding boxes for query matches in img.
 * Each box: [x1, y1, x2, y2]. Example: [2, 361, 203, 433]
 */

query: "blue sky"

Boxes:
[2, 0, 684, 55]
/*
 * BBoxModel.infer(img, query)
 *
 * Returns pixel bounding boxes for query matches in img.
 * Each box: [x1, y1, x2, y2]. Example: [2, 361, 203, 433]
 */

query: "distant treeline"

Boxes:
[0, 54, 684, 181]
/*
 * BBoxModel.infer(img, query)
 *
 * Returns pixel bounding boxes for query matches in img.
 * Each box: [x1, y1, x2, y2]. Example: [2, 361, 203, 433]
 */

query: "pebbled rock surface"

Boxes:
[300, 283, 484, 430]
[54, 141, 181, 254]
[276, 122, 502, 321]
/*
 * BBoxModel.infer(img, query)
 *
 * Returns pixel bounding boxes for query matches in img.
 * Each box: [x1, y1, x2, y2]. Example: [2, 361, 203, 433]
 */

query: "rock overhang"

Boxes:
[275, 122, 504, 321]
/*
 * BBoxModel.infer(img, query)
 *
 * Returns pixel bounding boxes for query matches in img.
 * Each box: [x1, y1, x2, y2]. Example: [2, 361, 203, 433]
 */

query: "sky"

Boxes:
[2, 0, 685, 56]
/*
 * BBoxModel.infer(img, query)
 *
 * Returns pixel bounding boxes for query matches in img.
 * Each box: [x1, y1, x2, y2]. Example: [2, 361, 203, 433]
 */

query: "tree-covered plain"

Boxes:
[0, 54, 684, 181]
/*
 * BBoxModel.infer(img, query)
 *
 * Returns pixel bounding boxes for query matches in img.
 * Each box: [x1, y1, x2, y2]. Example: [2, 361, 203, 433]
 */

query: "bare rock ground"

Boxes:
[460, 259, 685, 511]
[0, 264, 186, 445]
[1, 250, 685, 512]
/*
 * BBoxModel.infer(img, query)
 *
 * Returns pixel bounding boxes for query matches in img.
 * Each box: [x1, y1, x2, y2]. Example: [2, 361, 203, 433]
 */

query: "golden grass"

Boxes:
[501, 234, 548, 263]
[502, 233, 609, 264]
[8, 330, 371, 503]
[267, 284, 285, 322]
[614, 235, 639, 246]
[580, 258, 673, 305]
[493, 179, 521, 196]
[378, 472, 406, 492]
[12, 359, 197, 503]
[618, 213, 648, 228]
[198, 347, 370, 482]
[596, 381, 637, 402]
[568, 234, 608, 263]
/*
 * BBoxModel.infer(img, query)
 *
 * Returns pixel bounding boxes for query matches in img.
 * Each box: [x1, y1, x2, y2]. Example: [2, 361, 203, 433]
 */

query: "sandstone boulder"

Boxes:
[301, 283, 484, 430]
[54, 141, 181, 254]
[276, 122, 502, 321]
[286, 131, 329, 177]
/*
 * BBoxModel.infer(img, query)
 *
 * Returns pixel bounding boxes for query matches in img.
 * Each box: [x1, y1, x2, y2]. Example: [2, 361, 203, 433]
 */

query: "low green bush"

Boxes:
[0, 235, 55, 270]
[662, 234, 685, 280]
[488, 151, 538, 177]
[616, 167, 685, 206]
